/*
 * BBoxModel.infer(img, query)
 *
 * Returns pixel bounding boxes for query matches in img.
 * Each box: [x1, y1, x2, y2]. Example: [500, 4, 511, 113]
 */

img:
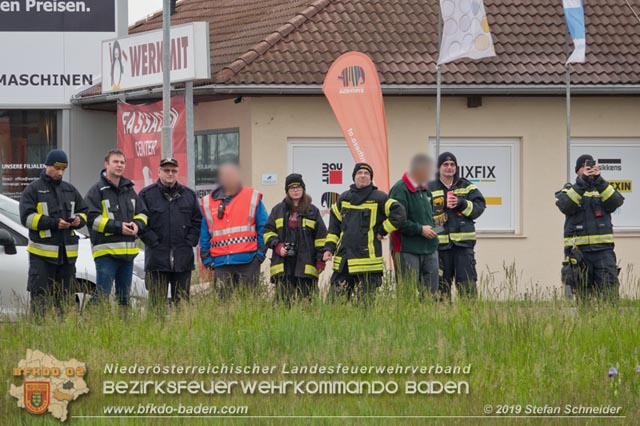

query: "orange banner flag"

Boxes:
[323, 52, 390, 193]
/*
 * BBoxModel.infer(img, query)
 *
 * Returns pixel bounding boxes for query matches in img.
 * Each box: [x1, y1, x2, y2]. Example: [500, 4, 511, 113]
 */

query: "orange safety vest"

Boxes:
[201, 187, 261, 257]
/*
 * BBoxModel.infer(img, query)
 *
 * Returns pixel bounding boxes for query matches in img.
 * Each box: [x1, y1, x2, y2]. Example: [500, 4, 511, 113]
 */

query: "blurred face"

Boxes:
[440, 160, 456, 179]
[218, 164, 242, 193]
[287, 185, 304, 201]
[577, 165, 586, 177]
[45, 165, 66, 181]
[105, 154, 126, 178]
[355, 169, 372, 188]
[412, 163, 433, 185]
[159, 166, 178, 186]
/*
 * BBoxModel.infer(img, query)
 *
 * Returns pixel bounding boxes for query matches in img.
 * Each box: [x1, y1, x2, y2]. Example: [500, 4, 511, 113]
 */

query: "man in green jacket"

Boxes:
[390, 154, 440, 297]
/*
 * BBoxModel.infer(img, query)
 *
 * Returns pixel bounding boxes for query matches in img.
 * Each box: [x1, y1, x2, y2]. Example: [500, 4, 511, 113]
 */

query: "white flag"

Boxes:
[438, 0, 496, 65]
[563, 0, 586, 64]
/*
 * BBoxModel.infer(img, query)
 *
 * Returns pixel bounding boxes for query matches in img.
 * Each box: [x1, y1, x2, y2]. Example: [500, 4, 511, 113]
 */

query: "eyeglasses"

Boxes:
[288, 185, 303, 191]
[161, 168, 178, 174]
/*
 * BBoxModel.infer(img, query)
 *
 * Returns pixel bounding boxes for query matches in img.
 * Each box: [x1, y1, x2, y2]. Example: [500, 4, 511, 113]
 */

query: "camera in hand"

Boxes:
[585, 159, 596, 168]
[284, 242, 296, 257]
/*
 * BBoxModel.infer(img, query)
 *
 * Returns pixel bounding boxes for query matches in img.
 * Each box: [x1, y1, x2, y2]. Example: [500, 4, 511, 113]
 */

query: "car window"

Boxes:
[0, 195, 21, 226]
[0, 222, 28, 246]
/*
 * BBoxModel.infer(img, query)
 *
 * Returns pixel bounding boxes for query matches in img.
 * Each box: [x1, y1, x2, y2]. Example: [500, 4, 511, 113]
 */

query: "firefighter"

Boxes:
[323, 163, 406, 301]
[429, 152, 486, 300]
[199, 162, 268, 298]
[139, 157, 202, 308]
[389, 154, 440, 298]
[85, 149, 149, 306]
[555, 154, 624, 300]
[19, 149, 88, 318]
[264, 174, 327, 304]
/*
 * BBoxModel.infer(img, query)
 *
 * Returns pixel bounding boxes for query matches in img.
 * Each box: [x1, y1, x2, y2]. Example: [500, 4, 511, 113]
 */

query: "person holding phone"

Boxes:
[555, 154, 624, 301]
[389, 154, 440, 298]
[19, 149, 88, 318]
[429, 152, 486, 300]
[85, 149, 149, 306]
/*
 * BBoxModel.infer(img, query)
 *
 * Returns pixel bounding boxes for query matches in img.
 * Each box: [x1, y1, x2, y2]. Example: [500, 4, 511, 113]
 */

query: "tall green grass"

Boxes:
[1, 278, 639, 426]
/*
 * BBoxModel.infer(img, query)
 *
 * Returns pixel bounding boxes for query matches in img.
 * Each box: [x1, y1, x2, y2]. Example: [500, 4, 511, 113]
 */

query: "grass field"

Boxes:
[1, 279, 639, 426]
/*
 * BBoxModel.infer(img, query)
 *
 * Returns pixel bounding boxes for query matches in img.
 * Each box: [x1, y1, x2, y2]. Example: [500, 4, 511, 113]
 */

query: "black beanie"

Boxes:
[437, 152, 457, 168]
[352, 163, 374, 181]
[44, 149, 68, 167]
[575, 154, 594, 173]
[285, 173, 305, 191]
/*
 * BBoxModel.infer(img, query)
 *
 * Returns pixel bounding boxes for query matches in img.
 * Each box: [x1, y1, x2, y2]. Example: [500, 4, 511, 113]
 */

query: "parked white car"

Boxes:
[0, 194, 147, 319]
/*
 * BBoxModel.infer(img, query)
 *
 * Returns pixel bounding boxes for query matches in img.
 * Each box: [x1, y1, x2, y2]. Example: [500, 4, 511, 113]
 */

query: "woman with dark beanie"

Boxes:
[263, 174, 328, 304]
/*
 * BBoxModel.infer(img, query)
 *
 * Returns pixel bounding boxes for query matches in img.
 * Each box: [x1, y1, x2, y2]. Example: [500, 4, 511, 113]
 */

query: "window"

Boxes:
[194, 129, 239, 195]
[0, 222, 27, 246]
[571, 138, 640, 231]
[429, 138, 521, 234]
[0, 110, 57, 200]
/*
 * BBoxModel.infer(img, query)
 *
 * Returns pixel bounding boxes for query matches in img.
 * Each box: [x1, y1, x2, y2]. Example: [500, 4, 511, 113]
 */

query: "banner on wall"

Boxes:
[571, 140, 640, 230]
[117, 96, 187, 190]
[322, 52, 390, 193]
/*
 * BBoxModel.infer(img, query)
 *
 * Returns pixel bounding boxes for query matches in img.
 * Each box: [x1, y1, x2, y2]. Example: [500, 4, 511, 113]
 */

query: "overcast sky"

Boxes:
[129, 0, 163, 25]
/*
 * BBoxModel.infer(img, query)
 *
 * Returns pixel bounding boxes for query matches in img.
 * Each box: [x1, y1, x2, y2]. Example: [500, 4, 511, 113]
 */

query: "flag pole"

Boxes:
[161, 0, 172, 158]
[435, 4, 442, 158]
[565, 31, 572, 183]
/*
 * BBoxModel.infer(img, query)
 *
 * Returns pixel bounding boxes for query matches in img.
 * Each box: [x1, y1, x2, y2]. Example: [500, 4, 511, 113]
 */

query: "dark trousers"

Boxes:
[438, 246, 478, 299]
[28, 254, 75, 318]
[576, 249, 619, 301]
[330, 270, 382, 303]
[213, 257, 261, 299]
[393, 251, 439, 297]
[146, 271, 192, 307]
[274, 275, 316, 305]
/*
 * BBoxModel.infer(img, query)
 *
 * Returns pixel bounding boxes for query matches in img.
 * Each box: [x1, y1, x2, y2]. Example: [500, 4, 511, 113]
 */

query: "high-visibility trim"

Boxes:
[461, 200, 474, 217]
[304, 264, 319, 278]
[314, 238, 326, 248]
[270, 263, 285, 275]
[564, 234, 614, 247]
[382, 219, 396, 234]
[302, 218, 316, 229]
[92, 241, 139, 258]
[211, 225, 254, 237]
[77, 212, 87, 223]
[133, 213, 148, 225]
[37, 202, 51, 239]
[348, 257, 384, 266]
[326, 233, 339, 244]
[563, 188, 582, 205]
[332, 255, 342, 270]
[27, 242, 59, 259]
[66, 244, 79, 258]
[341, 201, 378, 258]
[600, 185, 615, 202]
[264, 231, 278, 243]
[453, 185, 477, 196]
[583, 191, 599, 197]
[438, 235, 450, 244]
[331, 203, 342, 222]
[275, 218, 284, 229]
[348, 264, 384, 273]
[202, 194, 215, 233]
[431, 190, 445, 197]
[93, 199, 113, 234]
[564, 255, 579, 265]
[247, 190, 260, 226]
[450, 232, 477, 242]
[26, 213, 42, 230]
[384, 198, 396, 216]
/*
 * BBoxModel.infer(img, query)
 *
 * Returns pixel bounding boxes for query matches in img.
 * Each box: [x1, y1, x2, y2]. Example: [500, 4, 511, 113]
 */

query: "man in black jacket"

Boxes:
[429, 152, 486, 300]
[19, 149, 88, 317]
[139, 157, 202, 308]
[85, 149, 148, 306]
[555, 154, 624, 300]
[323, 163, 406, 301]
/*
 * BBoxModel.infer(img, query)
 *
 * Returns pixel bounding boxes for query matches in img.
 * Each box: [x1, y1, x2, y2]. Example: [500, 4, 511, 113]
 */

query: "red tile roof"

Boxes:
[78, 0, 640, 100]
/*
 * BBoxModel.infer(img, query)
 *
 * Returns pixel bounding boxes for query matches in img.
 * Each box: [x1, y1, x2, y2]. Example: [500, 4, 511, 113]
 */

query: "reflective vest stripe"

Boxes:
[133, 213, 148, 225]
[247, 189, 260, 226]
[211, 235, 257, 248]
[384, 198, 396, 216]
[302, 218, 316, 229]
[564, 234, 614, 247]
[563, 188, 582, 205]
[382, 219, 396, 234]
[77, 212, 87, 223]
[275, 218, 284, 229]
[462, 200, 473, 216]
[202, 194, 215, 233]
[453, 185, 477, 196]
[600, 185, 615, 202]
[438, 235, 450, 244]
[348, 257, 384, 266]
[264, 231, 278, 244]
[304, 264, 319, 278]
[314, 238, 326, 248]
[212, 225, 254, 237]
[270, 263, 284, 275]
[331, 203, 342, 222]
[431, 190, 444, 197]
[26, 213, 42, 230]
[92, 241, 139, 258]
[326, 233, 339, 244]
[27, 242, 59, 258]
[332, 255, 342, 270]
[37, 202, 52, 239]
[93, 199, 114, 235]
[450, 232, 476, 242]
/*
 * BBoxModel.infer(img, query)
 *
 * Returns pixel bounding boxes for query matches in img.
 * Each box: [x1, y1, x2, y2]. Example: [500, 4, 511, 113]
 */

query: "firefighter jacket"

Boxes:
[138, 180, 202, 272]
[428, 174, 486, 250]
[555, 174, 624, 254]
[199, 186, 267, 268]
[263, 200, 328, 279]
[19, 172, 88, 264]
[324, 184, 406, 274]
[85, 171, 148, 261]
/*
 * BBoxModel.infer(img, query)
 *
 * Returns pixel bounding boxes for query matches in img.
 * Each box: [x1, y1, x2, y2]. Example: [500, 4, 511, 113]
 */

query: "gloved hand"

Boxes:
[316, 261, 326, 273]
[275, 243, 288, 257]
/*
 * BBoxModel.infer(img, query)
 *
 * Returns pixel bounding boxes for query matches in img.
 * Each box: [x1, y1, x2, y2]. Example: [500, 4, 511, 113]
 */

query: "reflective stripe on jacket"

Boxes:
[201, 187, 261, 258]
